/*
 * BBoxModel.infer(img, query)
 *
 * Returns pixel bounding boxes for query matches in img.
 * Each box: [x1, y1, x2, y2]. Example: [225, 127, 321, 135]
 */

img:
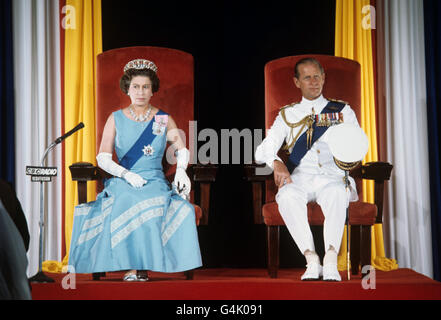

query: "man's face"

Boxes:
[293, 62, 325, 100]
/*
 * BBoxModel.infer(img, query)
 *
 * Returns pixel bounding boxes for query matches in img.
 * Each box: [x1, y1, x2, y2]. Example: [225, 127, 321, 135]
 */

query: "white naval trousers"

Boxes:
[275, 172, 350, 255]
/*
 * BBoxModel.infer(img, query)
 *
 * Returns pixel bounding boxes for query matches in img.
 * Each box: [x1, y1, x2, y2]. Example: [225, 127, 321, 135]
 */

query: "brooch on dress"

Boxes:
[142, 144, 154, 156]
[152, 115, 168, 135]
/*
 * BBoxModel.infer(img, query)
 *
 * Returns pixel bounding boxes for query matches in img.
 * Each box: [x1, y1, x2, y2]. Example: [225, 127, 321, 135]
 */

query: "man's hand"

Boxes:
[273, 160, 293, 188]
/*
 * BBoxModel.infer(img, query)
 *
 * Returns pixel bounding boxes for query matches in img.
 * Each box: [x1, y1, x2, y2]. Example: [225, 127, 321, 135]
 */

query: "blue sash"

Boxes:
[287, 101, 345, 173]
[119, 110, 167, 170]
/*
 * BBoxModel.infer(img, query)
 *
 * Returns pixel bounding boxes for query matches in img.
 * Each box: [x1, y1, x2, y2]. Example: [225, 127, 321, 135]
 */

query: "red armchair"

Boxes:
[246, 54, 392, 278]
[69, 46, 217, 280]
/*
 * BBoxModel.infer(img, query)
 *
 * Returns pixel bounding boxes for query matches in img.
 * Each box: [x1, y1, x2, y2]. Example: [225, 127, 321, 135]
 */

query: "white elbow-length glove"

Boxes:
[173, 148, 191, 199]
[96, 152, 147, 188]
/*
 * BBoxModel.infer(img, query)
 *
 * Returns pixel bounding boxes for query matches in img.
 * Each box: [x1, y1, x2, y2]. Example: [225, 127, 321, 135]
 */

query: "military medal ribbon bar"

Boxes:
[315, 112, 344, 127]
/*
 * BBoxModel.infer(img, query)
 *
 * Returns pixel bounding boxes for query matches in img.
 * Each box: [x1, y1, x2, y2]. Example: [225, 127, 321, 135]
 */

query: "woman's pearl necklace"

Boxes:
[129, 105, 152, 122]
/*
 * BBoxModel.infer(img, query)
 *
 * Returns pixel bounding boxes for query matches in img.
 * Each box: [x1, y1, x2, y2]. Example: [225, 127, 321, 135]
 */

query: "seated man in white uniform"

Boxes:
[255, 58, 360, 281]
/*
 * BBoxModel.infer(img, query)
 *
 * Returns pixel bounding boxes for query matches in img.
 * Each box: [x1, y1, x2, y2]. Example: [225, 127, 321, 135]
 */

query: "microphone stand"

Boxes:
[29, 142, 58, 283]
[29, 123, 84, 283]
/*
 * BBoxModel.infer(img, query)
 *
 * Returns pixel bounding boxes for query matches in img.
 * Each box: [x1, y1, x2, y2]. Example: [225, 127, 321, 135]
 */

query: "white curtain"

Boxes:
[382, 0, 433, 277]
[13, 0, 62, 277]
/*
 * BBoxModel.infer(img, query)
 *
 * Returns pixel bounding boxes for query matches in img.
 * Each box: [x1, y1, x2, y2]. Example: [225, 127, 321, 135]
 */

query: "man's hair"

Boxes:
[294, 58, 325, 79]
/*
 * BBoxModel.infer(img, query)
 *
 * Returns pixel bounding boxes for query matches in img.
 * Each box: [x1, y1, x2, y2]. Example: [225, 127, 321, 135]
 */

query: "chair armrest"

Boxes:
[361, 161, 393, 181]
[69, 162, 98, 181]
[70, 162, 113, 181]
[355, 161, 393, 224]
[188, 163, 218, 225]
[69, 162, 112, 204]
[69, 162, 97, 204]
[244, 163, 273, 182]
[190, 163, 218, 182]
[244, 163, 273, 224]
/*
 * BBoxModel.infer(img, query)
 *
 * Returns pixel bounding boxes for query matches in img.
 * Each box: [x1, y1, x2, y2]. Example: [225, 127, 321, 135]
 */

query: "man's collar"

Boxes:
[299, 95, 328, 112]
[301, 94, 326, 105]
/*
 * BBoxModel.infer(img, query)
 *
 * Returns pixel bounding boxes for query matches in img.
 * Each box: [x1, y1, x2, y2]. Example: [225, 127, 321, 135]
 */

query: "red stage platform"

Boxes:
[31, 268, 441, 300]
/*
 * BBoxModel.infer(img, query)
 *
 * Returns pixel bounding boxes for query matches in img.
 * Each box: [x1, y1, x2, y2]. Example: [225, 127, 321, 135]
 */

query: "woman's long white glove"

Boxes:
[96, 152, 147, 188]
[173, 148, 191, 198]
[123, 171, 147, 188]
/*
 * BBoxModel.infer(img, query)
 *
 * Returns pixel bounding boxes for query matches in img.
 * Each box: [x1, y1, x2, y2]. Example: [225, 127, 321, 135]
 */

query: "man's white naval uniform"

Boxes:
[255, 94, 361, 280]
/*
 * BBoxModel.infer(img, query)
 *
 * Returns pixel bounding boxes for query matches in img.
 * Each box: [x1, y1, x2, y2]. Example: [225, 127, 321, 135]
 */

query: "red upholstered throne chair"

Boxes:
[245, 54, 392, 278]
[69, 46, 217, 280]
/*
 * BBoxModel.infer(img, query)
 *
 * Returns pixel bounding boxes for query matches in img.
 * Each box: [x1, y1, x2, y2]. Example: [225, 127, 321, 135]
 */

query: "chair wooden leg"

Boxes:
[361, 225, 372, 277]
[77, 180, 88, 204]
[185, 270, 194, 280]
[350, 225, 361, 275]
[267, 225, 280, 278]
[92, 272, 105, 280]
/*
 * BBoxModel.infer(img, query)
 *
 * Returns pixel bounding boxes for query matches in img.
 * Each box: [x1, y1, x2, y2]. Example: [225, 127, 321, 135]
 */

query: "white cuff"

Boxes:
[175, 148, 190, 170]
[266, 155, 283, 170]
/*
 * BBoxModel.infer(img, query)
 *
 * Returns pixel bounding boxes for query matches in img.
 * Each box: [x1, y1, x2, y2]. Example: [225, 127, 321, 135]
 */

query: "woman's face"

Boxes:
[128, 75, 153, 107]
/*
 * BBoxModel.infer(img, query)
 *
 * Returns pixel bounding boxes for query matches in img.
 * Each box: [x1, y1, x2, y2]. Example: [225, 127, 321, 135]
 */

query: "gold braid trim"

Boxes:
[280, 106, 315, 152]
[334, 158, 361, 171]
[328, 98, 348, 105]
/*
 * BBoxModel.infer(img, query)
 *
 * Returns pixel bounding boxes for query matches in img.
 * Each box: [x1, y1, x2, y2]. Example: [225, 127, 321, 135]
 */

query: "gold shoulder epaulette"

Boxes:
[328, 98, 348, 105]
[280, 102, 299, 110]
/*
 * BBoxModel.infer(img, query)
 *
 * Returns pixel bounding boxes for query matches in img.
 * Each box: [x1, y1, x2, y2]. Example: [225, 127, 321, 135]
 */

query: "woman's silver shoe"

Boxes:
[136, 270, 149, 281]
[123, 273, 138, 282]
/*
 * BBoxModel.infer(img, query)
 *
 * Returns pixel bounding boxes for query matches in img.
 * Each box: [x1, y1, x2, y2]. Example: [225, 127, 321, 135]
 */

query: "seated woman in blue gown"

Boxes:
[69, 59, 202, 281]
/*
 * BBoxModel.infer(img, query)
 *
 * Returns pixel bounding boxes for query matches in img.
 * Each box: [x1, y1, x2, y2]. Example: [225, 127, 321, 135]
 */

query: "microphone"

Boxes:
[54, 122, 85, 144]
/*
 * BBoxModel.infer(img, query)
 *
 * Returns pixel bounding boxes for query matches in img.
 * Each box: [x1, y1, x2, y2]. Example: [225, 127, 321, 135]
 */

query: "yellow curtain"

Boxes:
[335, 0, 397, 272]
[43, 0, 102, 273]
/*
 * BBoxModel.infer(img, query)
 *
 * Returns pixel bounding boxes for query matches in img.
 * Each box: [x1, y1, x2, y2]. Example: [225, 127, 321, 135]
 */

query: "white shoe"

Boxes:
[301, 262, 323, 281]
[322, 263, 341, 281]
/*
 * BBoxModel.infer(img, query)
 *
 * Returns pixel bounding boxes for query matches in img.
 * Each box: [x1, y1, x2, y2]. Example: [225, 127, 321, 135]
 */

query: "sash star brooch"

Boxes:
[142, 144, 154, 156]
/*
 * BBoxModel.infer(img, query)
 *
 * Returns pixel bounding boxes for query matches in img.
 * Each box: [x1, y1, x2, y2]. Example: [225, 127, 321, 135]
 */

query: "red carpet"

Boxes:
[31, 268, 441, 300]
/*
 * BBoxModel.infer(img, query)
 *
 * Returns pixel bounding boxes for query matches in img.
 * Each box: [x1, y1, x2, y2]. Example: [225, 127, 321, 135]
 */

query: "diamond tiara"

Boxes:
[123, 59, 158, 73]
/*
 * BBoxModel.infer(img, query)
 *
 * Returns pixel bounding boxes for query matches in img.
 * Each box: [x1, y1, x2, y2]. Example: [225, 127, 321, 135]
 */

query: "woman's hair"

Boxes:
[119, 68, 160, 94]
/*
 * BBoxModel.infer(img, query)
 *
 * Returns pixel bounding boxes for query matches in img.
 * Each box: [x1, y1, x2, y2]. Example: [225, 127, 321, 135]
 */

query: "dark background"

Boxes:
[102, 0, 336, 268]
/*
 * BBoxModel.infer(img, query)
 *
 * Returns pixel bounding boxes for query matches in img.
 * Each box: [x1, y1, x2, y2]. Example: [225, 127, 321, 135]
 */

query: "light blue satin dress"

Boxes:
[69, 109, 202, 273]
